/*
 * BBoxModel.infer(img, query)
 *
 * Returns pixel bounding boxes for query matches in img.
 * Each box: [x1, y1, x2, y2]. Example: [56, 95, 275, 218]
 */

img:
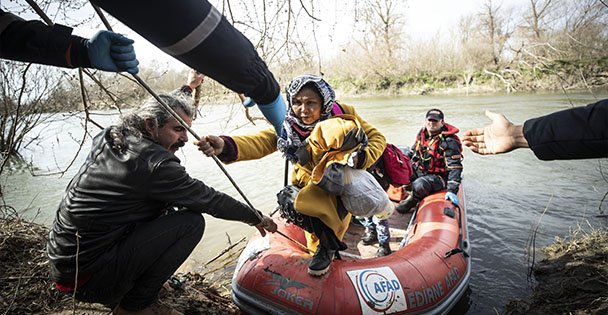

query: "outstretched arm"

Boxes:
[462, 110, 529, 155]
[0, 10, 138, 73]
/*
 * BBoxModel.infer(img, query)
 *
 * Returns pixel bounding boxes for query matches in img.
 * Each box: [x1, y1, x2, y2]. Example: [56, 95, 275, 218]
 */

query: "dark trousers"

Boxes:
[411, 173, 446, 200]
[74, 210, 205, 311]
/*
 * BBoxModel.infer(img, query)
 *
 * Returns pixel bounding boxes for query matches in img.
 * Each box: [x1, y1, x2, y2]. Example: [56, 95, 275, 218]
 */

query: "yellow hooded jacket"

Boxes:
[229, 103, 386, 247]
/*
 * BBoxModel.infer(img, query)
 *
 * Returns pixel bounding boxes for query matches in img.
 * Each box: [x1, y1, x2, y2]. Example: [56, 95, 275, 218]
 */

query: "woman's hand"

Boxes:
[194, 135, 225, 156]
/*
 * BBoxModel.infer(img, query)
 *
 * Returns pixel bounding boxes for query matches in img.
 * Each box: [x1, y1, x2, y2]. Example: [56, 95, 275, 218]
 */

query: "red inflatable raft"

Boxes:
[232, 188, 470, 314]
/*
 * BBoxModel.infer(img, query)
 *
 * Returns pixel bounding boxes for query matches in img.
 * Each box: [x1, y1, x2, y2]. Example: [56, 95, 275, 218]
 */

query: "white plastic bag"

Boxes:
[340, 167, 394, 218]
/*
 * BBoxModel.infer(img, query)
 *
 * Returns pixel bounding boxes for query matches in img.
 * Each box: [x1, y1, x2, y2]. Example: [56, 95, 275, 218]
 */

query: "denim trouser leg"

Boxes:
[362, 216, 390, 244]
[362, 216, 376, 230]
[75, 210, 205, 311]
[372, 216, 391, 245]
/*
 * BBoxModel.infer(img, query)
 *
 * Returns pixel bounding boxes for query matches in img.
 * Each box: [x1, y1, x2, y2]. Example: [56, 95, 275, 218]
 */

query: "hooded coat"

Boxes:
[220, 103, 386, 244]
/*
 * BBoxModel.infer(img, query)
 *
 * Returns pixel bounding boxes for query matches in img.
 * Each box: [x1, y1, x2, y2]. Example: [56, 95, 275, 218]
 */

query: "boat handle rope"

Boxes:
[444, 204, 469, 258]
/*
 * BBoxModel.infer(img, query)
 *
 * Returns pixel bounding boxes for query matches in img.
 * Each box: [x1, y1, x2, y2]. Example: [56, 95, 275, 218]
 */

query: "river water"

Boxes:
[3, 91, 607, 314]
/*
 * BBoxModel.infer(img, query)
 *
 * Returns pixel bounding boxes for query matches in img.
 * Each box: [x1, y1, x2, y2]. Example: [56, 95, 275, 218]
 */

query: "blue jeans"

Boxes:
[363, 216, 391, 245]
[74, 210, 205, 311]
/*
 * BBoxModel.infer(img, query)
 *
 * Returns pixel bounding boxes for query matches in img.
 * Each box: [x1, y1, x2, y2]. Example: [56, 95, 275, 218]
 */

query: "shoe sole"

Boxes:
[308, 265, 330, 276]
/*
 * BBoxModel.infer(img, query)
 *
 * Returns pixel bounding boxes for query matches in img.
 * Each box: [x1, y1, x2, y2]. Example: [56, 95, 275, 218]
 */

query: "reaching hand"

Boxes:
[187, 69, 205, 89]
[86, 30, 139, 74]
[255, 215, 277, 236]
[462, 110, 529, 155]
[445, 191, 459, 206]
[193, 135, 225, 156]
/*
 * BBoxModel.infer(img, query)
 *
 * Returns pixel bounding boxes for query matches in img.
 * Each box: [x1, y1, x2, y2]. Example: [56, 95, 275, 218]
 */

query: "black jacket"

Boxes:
[47, 128, 261, 283]
[0, 9, 90, 68]
[523, 99, 608, 160]
[90, 0, 279, 104]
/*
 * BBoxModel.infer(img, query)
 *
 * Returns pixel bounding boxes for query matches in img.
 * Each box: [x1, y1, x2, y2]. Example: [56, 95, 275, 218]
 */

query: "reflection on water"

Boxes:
[3, 92, 607, 314]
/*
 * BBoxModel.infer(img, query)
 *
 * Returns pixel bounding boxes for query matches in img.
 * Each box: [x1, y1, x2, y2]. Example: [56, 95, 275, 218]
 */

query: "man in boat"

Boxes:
[396, 109, 463, 213]
[462, 100, 608, 160]
[46, 76, 277, 315]
[0, 9, 139, 74]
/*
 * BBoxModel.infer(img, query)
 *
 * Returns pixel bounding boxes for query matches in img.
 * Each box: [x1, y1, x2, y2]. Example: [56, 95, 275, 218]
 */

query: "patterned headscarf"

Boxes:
[277, 75, 337, 163]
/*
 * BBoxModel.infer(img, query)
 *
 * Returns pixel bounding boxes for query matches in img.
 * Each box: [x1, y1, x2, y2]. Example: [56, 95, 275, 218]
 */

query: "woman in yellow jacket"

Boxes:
[196, 75, 386, 276]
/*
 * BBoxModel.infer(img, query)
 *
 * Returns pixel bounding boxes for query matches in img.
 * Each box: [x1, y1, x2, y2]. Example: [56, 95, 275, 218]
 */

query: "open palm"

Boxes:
[462, 110, 519, 155]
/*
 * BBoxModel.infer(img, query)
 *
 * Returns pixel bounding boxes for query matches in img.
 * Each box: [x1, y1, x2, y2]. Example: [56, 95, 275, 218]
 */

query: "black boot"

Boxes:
[361, 229, 378, 245]
[395, 195, 419, 214]
[376, 242, 392, 257]
[308, 245, 335, 276]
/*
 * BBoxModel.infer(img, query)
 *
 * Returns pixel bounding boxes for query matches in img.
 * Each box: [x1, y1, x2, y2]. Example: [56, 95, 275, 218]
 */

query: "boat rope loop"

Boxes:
[444, 205, 469, 258]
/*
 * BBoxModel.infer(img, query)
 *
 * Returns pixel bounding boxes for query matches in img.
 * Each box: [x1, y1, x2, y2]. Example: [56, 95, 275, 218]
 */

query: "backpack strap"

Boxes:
[331, 102, 344, 116]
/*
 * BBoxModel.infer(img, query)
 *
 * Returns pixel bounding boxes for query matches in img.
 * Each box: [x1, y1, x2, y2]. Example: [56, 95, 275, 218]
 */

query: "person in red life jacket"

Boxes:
[395, 109, 463, 213]
[0, 9, 139, 74]
[462, 99, 608, 160]
[46, 75, 277, 315]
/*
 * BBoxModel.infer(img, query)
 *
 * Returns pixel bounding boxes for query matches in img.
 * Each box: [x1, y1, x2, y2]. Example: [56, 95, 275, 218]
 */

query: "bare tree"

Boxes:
[478, 0, 515, 68]
[0, 62, 62, 170]
[527, 0, 553, 39]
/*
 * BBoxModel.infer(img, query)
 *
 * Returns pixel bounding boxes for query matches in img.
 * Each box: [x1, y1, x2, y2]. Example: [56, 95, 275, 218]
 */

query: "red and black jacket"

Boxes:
[411, 123, 463, 193]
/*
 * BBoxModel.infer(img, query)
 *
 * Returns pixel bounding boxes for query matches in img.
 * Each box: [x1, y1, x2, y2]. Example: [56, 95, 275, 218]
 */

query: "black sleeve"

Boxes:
[149, 160, 262, 226]
[0, 9, 90, 68]
[443, 137, 463, 193]
[90, 0, 280, 104]
[523, 99, 608, 160]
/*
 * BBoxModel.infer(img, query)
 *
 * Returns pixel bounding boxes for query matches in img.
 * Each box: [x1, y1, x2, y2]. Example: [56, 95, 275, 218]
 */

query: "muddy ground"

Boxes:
[504, 229, 608, 315]
[1, 218, 606, 314]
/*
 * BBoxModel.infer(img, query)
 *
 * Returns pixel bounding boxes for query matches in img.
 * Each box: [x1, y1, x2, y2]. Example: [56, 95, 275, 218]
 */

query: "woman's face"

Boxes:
[291, 86, 323, 125]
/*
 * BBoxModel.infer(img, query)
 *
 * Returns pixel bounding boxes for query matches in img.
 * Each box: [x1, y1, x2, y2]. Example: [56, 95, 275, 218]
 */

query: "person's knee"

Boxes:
[411, 179, 430, 199]
[175, 210, 205, 239]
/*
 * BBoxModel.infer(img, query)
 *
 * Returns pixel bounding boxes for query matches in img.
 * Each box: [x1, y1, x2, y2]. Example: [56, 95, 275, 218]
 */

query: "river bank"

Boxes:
[1, 217, 606, 314]
[504, 228, 608, 315]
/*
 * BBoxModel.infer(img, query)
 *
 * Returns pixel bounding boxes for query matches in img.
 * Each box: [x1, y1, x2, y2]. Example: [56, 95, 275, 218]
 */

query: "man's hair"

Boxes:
[110, 93, 194, 151]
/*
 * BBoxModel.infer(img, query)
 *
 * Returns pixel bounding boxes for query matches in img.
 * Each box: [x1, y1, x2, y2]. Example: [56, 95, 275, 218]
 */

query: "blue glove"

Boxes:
[87, 30, 139, 74]
[242, 97, 256, 108]
[445, 191, 459, 206]
[257, 93, 287, 136]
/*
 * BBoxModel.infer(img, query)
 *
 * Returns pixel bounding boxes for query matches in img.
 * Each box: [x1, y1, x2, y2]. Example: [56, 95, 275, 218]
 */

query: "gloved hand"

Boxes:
[86, 30, 139, 74]
[257, 93, 287, 136]
[445, 191, 459, 206]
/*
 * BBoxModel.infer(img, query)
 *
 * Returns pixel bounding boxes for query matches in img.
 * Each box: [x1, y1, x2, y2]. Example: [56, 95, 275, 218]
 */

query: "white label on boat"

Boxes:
[347, 267, 407, 314]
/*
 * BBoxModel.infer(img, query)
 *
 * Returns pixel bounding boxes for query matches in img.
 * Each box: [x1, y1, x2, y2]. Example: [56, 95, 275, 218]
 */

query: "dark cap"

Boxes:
[426, 109, 444, 121]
